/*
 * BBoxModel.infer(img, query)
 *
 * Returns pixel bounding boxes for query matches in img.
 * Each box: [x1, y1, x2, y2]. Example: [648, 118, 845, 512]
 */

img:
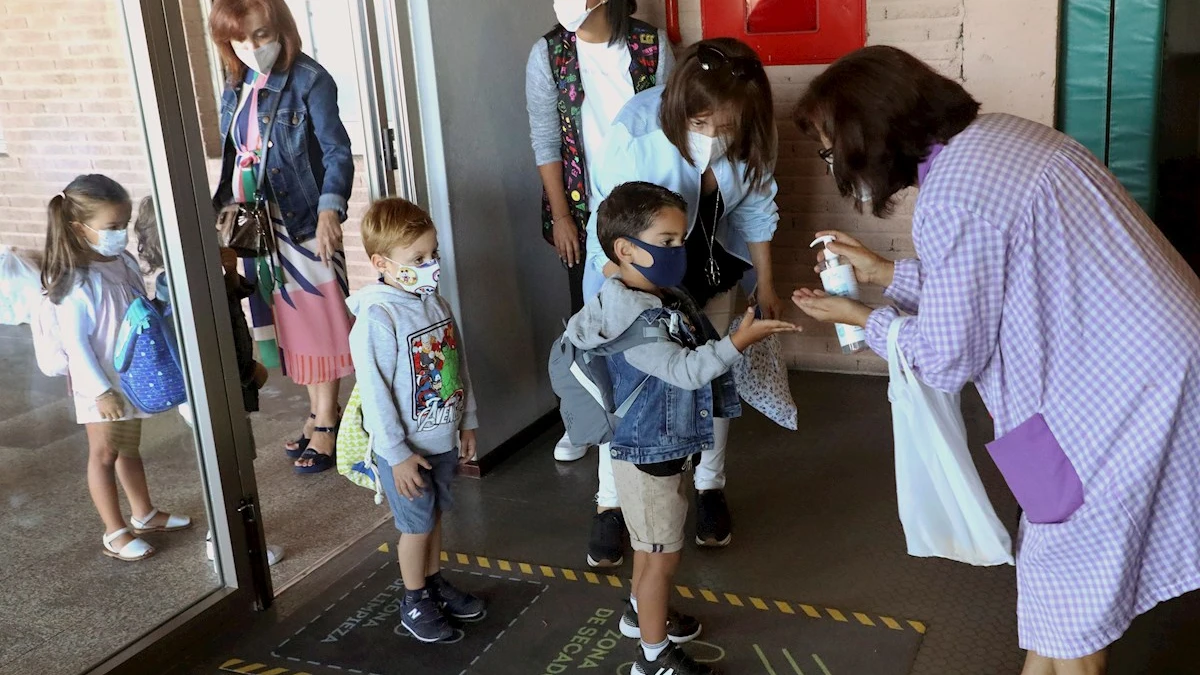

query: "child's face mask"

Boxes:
[384, 257, 440, 295]
[627, 239, 687, 289]
[83, 225, 129, 257]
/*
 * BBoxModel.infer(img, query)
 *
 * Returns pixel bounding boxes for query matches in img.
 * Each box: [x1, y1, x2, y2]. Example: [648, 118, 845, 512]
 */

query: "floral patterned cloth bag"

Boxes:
[727, 315, 797, 430]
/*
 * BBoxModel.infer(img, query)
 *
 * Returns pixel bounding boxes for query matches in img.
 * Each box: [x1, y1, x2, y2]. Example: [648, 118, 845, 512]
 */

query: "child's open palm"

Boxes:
[731, 306, 800, 352]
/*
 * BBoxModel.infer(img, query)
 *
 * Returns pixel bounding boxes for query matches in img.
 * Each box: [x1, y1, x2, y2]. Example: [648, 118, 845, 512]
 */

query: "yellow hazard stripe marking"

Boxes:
[432, 550, 926, 633]
[219, 660, 309, 675]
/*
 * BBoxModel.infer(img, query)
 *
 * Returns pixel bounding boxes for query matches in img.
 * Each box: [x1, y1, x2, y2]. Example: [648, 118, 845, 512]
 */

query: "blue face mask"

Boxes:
[628, 238, 687, 289]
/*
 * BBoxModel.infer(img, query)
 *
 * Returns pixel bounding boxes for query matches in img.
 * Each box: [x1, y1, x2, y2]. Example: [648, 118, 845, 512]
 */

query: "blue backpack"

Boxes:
[113, 286, 187, 415]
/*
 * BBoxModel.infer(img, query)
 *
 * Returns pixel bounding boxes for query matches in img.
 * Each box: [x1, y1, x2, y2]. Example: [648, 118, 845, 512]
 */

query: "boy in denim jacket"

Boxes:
[564, 182, 797, 675]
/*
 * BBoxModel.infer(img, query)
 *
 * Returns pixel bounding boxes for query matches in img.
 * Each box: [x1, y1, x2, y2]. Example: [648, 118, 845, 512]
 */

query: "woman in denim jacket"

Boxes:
[210, 0, 354, 474]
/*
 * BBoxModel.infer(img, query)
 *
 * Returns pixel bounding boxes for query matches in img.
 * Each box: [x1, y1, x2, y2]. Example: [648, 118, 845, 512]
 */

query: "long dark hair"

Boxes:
[660, 38, 776, 191]
[42, 175, 131, 304]
[793, 46, 980, 217]
[604, 0, 638, 46]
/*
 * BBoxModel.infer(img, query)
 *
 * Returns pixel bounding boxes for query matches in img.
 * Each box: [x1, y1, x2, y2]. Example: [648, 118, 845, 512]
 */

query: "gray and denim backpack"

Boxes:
[547, 319, 671, 447]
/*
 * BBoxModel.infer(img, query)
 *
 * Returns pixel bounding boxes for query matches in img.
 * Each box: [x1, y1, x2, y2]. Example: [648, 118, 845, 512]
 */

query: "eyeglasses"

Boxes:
[818, 147, 834, 173]
[697, 44, 764, 80]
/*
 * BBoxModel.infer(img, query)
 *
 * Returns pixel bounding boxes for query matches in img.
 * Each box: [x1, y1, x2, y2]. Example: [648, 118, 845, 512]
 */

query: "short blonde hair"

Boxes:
[361, 198, 435, 257]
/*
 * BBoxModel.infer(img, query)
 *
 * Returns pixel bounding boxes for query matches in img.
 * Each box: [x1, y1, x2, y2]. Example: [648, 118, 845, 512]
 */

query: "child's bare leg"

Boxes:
[86, 423, 131, 547]
[425, 513, 442, 577]
[1022, 652, 1055, 675]
[632, 549, 681, 646]
[398, 531, 433, 591]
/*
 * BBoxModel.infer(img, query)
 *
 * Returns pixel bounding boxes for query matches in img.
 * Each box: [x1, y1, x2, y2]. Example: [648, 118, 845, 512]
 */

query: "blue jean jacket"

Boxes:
[213, 53, 353, 243]
[606, 302, 741, 465]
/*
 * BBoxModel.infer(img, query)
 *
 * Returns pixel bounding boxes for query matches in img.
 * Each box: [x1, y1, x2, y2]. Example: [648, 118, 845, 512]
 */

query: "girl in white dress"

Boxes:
[41, 175, 191, 562]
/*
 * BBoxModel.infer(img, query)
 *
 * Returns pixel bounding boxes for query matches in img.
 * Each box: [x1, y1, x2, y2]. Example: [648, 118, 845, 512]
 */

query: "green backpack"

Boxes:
[337, 384, 384, 505]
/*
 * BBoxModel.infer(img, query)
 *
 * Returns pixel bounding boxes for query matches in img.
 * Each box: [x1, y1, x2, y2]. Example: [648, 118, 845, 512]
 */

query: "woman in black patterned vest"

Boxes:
[524, 3, 675, 505]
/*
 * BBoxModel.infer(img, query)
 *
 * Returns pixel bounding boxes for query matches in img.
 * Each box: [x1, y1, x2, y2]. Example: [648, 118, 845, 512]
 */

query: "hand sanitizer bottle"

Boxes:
[810, 235, 868, 354]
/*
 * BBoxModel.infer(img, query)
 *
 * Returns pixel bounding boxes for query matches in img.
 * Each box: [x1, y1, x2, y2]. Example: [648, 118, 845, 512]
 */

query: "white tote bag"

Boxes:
[887, 318, 1014, 566]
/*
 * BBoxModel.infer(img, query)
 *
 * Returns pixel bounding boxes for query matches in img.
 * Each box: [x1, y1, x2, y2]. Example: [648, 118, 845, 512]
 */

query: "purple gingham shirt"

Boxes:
[867, 114, 1200, 658]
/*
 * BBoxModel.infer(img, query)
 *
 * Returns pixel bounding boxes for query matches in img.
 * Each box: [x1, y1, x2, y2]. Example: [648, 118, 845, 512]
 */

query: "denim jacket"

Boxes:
[565, 278, 742, 464]
[213, 53, 353, 243]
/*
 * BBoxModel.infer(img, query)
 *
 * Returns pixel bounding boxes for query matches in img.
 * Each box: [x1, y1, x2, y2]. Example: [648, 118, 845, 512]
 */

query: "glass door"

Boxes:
[0, 1, 271, 674]
[0, 0, 430, 669]
[155, 0, 429, 599]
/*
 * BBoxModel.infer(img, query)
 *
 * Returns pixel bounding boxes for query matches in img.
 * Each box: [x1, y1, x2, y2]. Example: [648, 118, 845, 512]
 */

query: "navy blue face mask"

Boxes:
[627, 238, 687, 289]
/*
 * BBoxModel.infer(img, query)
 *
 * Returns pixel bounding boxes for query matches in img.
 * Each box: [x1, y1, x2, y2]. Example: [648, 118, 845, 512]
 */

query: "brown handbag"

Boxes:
[217, 72, 287, 258]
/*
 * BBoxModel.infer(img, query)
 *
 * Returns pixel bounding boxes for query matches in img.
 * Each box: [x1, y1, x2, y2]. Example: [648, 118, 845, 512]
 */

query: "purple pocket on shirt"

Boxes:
[985, 413, 1083, 524]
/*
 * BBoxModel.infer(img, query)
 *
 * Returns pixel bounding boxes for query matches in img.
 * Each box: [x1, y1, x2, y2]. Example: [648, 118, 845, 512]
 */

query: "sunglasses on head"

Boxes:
[697, 44, 764, 80]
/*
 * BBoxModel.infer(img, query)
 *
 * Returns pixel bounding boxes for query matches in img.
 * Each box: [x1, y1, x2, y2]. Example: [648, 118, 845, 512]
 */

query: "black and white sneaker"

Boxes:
[400, 593, 455, 643]
[430, 574, 486, 621]
[587, 509, 626, 568]
[695, 489, 732, 548]
[619, 604, 702, 643]
[633, 642, 716, 675]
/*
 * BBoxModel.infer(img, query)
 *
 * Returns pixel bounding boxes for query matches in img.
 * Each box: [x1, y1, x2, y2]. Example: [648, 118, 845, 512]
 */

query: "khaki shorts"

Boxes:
[613, 459, 687, 554]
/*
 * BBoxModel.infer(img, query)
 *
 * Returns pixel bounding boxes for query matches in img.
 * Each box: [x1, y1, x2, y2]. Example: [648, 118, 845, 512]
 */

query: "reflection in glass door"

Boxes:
[0, 2, 265, 674]
[174, 0, 422, 595]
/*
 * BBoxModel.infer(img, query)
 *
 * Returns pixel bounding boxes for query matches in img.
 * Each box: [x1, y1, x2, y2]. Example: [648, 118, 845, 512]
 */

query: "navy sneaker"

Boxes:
[633, 642, 716, 675]
[400, 592, 454, 643]
[587, 509, 626, 568]
[619, 604, 703, 643]
[430, 574, 486, 621]
[695, 489, 732, 548]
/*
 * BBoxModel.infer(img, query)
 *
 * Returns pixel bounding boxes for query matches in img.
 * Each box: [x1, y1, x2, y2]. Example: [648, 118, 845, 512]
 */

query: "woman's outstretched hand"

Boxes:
[791, 288, 873, 328]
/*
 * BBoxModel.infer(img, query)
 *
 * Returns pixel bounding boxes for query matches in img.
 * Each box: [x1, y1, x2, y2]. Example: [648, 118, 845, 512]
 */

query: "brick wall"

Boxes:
[0, 2, 151, 253]
[0, 0, 376, 292]
[0, 0, 1057, 375]
[638, 0, 1057, 374]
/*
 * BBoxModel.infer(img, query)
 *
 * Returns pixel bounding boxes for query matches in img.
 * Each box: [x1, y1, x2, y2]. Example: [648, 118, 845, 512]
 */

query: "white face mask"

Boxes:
[84, 225, 129, 257]
[233, 40, 281, 74]
[554, 0, 607, 32]
[384, 257, 440, 296]
[686, 131, 726, 172]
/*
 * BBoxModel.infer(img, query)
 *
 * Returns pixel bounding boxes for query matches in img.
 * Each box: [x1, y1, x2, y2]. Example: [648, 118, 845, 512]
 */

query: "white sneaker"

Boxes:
[206, 530, 284, 567]
[554, 432, 588, 462]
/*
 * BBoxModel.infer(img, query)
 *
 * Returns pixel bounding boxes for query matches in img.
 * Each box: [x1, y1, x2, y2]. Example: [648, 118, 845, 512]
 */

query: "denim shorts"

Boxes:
[375, 450, 458, 535]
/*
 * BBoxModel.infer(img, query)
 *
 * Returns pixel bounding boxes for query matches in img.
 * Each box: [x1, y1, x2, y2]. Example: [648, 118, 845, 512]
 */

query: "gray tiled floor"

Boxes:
[0, 324, 379, 675]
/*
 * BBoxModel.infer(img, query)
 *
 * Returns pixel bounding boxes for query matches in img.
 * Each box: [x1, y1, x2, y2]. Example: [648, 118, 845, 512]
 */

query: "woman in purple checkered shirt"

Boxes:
[791, 46, 1200, 674]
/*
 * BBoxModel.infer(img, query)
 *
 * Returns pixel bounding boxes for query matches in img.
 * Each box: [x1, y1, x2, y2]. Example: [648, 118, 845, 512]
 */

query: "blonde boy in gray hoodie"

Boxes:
[348, 198, 484, 643]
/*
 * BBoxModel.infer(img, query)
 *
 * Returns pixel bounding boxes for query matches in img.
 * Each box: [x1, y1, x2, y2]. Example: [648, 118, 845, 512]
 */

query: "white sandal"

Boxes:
[103, 528, 155, 561]
[130, 508, 192, 534]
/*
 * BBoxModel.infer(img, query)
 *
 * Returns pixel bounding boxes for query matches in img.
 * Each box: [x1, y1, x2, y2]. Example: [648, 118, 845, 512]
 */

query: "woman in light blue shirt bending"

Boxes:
[583, 37, 782, 559]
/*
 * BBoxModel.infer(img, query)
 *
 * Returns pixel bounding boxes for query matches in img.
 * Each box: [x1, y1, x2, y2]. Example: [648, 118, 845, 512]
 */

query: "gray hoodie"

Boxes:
[346, 283, 478, 466]
[565, 278, 742, 391]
